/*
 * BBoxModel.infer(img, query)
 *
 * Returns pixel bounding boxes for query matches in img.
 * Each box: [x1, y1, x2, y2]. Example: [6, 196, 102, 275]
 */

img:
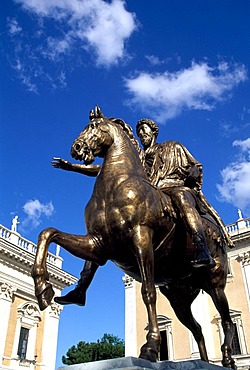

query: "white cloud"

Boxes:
[145, 55, 171, 66]
[81, 0, 137, 65]
[44, 36, 72, 61]
[21, 199, 54, 230]
[217, 138, 250, 215]
[14, 0, 137, 66]
[11, 57, 38, 93]
[7, 0, 137, 91]
[7, 18, 22, 35]
[233, 138, 250, 152]
[8, 38, 69, 92]
[124, 61, 247, 123]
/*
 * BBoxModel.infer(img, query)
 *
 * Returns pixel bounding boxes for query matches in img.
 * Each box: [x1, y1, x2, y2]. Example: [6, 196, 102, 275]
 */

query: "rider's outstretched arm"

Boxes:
[52, 158, 101, 177]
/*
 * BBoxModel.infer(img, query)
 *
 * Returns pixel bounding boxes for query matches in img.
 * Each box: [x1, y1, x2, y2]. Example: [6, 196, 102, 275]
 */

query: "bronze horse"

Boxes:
[31, 106, 235, 369]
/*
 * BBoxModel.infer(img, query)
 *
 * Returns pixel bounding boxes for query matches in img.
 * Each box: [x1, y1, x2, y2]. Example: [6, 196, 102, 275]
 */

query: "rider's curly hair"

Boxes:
[136, 118, 159, 138]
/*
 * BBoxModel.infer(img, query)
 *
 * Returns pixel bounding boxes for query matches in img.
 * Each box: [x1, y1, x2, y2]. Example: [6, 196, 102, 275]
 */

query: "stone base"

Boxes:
[57, 356, 227, 370]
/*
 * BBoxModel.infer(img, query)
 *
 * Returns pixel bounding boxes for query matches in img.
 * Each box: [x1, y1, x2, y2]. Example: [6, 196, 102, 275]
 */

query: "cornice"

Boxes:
[0, 238, 77, 288]
[231, 230, 250, 244]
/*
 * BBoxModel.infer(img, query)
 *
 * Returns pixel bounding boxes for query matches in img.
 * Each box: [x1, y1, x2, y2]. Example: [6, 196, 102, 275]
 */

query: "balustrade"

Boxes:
[0, 224, 62, 268]
[226, 217, 250, 235]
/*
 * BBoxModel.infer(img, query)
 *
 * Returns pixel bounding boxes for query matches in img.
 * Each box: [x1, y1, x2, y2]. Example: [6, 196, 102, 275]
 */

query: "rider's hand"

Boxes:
[51, 157, 72, 171]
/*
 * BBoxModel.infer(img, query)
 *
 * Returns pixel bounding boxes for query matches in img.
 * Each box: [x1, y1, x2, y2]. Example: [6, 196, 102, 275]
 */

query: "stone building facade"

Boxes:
[124, 212, 250, 369]
[0, 221, 77, 370]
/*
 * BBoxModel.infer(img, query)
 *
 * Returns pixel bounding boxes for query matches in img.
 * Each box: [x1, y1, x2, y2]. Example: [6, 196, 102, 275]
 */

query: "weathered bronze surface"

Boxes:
[32, 106, 235, 369]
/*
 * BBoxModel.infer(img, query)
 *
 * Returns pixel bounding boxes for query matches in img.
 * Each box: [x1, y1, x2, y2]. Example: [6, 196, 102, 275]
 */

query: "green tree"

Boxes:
[62, 333, 125, 365]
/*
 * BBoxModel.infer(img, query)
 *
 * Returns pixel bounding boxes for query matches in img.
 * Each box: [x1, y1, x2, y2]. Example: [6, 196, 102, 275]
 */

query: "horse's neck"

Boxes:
[100, 133, 145, 182]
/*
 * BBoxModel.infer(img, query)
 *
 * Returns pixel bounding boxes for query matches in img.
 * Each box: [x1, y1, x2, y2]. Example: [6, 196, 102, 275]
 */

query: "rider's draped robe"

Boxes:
[144, 140, 202, 190]
[142, 140, 233, 248]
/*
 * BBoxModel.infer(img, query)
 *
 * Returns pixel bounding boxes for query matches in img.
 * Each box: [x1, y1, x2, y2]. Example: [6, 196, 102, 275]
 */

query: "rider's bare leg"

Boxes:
[168, 188, 215, 268]
[55, 261, 99, 306]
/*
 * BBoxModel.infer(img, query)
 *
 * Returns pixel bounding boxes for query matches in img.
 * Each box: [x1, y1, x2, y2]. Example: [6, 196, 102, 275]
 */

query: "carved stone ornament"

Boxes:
[122, 274, 134, 288]
[17, 302, 41, 322]
[49, 301, 62, 318]
[0, 282, 16, 301]
[237, 251, 250, 266]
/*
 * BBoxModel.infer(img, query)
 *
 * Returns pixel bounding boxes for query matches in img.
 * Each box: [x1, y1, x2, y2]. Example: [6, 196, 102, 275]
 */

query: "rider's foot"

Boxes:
[191, 249, 216, 268]
[191, 233, 216, 268]
[54, 287, 86, 306]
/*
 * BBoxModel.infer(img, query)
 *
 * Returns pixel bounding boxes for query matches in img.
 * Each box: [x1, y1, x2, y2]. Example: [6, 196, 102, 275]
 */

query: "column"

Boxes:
[241, 252, 250, 310]
[190, 291, 214, 358]
[123, 275, 137, 357]
[0, 282, 16, 365]
[42, 302, 62, 370]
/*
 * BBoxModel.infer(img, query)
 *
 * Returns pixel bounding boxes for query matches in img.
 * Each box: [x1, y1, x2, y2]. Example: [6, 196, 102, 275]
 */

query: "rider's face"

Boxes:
[138, 124, 154, 148]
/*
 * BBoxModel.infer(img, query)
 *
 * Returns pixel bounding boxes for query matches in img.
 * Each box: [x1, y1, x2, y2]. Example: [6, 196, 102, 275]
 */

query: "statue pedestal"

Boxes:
[57, 356, 227, 370]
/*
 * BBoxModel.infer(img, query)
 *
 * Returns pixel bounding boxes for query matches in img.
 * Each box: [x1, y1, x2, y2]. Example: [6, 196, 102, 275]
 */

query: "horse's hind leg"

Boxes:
[31, 227, 105, 311]
[159, 285, 209, 362]
[208, 287, 236, 369]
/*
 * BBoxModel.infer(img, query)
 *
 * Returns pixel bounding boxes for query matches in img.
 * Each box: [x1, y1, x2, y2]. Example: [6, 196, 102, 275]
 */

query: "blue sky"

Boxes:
[1, 0, 250, 368]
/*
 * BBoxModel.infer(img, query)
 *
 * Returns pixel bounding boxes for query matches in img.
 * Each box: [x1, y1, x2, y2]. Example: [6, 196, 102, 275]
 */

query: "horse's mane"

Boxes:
[89, 106, 145, 165]
[109, 117, 145, 163]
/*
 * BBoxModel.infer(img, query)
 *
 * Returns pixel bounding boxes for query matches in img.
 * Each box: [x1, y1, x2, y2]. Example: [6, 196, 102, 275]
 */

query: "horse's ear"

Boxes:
[89, 105, 105, 120]
[89, 109, 95, 120]
[95, 105, 105, 118]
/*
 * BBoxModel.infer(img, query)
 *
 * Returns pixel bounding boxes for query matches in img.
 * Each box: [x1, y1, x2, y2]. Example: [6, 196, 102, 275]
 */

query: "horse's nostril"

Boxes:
[75, 143, 81, 151]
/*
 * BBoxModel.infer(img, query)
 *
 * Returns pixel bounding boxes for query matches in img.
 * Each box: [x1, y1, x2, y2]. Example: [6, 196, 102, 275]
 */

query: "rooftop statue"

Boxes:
[32, 106, 235, 369]
[11, 215, 19, 233]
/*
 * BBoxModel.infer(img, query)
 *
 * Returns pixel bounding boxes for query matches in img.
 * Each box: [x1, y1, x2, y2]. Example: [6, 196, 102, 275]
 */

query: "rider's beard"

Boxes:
[140, 135, 152, 147]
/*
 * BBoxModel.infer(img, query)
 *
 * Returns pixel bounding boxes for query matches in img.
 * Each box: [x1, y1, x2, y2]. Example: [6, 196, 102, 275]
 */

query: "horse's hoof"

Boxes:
[37, 283, 55, 311]
[222, 359, 237, 369]
[139, 345, 158, 362]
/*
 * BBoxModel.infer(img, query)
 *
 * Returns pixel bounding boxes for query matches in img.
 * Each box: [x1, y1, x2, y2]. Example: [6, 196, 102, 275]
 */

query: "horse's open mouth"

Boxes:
[82, 153, 95, 164]
[71, 146, 95, 165]
[71, 140, 95, 164]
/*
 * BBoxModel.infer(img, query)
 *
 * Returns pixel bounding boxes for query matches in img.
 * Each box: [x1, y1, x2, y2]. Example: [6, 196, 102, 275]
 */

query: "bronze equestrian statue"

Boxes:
[54, 117, 232, 305]
[31, 106, 235, 369]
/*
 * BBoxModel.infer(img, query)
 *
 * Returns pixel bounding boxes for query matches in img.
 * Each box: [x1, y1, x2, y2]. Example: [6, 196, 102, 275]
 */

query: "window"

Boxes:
[215, 309, 247, 356]
[227, 258, 233, 277]
[17, 327, 29, 360]
[146, 315, 173, 360]
[160, 329, 168, 360]
[231, 323, 241, 355]
[158, 315, 173, 360]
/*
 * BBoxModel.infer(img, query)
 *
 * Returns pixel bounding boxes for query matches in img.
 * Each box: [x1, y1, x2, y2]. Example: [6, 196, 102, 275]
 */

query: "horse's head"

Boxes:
[71, 106, 114, 164]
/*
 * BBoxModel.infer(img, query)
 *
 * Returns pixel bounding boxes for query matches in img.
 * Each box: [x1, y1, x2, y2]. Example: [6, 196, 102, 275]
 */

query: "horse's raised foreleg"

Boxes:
[160, 285, 209, 362]
[133, 225, 160, 362]
[31, 227, 106, 311]
[208, 287, 236, 369]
